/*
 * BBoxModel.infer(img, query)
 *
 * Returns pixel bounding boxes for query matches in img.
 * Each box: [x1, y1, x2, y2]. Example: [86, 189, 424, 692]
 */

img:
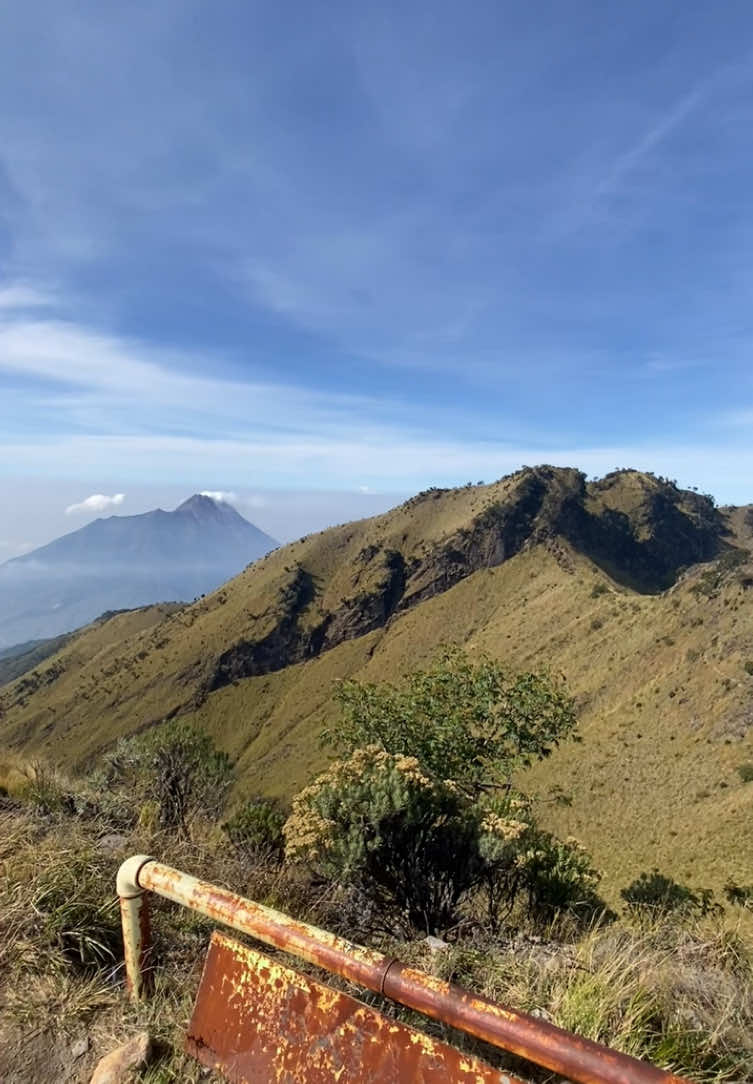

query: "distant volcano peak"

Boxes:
[175, 494, 241, 522]
[0, 492, 278, 647]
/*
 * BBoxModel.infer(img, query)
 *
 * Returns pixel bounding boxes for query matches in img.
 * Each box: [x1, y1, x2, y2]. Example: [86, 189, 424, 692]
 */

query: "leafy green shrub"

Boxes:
[744, 661, 753, 677]
[477, 795, 609, 930]
[518, 832, 611, 926]
[325, 648, 578, 796]
[99, 721, 233, 835]
[737, 762, 753, 783]
[296, 650, 594, 934]
[285, 754, 606, 935]
[222, 797, 286, 861]
[590, 582, 609, 598]
[621, 870, 720, 917]
[474, 790, 535, 929]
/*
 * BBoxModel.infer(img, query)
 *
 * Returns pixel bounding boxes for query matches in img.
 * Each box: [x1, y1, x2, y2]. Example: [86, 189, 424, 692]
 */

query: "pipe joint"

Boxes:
[116, 854, 154, 898]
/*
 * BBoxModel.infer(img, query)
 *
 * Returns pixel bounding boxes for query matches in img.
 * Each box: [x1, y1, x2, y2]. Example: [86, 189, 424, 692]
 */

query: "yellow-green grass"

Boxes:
[1, 472, 752, 904]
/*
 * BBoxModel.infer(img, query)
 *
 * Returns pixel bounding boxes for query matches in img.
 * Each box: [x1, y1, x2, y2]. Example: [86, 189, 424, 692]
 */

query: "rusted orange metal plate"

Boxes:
[186, 931, 520, 1083]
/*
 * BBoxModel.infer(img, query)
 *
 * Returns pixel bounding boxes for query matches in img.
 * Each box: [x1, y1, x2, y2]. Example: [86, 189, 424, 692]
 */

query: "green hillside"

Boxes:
[1, 466, 752, 900]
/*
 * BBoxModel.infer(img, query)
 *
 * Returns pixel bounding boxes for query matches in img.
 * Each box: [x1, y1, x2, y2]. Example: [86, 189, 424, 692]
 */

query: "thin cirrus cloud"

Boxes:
[65, 493, 125, 516]
[0, 284, 55, 310]
[0, 297, 390, 441]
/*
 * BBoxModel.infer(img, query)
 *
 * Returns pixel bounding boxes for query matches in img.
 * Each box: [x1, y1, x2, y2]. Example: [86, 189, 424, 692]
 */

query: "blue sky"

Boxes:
[2, 1, 753, 554]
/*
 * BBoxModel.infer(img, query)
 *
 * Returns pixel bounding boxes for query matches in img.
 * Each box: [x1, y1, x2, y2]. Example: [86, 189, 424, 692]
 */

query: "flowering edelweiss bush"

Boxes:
[478, 791, 535, 862]
[285, 750, 609, 934]
[284, 745, 481, 932]
[516, 833, 609, 924]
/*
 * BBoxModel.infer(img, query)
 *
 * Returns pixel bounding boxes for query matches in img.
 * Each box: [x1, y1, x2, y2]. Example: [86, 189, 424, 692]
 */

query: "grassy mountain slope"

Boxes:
[0, 633, 76, 687]
[1, 466, 752, 899]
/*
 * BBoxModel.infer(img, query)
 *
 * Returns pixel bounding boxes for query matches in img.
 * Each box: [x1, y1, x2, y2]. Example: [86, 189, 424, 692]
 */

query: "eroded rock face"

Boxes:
[570, 476, 725, 593]
[207, 566, 315, 691]
[89, 1032, 153, 1084]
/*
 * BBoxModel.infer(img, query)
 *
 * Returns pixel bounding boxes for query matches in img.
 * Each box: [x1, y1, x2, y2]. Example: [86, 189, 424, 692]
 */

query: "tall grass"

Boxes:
[1, 789, 752, 1082]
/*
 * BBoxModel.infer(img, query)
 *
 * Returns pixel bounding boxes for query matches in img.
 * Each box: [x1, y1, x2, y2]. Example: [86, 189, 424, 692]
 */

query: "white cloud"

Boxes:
[596, 86, 705, 198]
[0, 297, 384, 441]
[199, 490, 238, 504]
[1, 285, 752, 508]
[65, 492, 125, 516]
[0, 284, 55, 310]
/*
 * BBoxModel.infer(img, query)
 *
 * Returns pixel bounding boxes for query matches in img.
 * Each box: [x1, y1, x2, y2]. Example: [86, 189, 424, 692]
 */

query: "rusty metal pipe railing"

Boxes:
[117, 856, 689, 1084]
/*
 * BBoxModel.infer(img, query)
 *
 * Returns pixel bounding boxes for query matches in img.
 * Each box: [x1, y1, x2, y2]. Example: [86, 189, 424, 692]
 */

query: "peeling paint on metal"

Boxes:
[119, 890, 152, 1000]
[121, 858, 691, 1084]
[186, 932, 512, 1083]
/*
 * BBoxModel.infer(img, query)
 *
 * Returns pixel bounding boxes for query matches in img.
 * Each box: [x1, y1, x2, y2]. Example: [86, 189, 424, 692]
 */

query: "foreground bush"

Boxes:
[94, 720, 233, 835]
[285, 746, 608, 935]
[293, 650, 606, 934]
[285, 745, 481, 932]
[222, 796, 286, 862]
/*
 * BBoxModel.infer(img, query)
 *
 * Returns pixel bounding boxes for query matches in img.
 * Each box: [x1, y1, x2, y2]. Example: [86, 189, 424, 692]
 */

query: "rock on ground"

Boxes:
[89, 1032, 153, 1084]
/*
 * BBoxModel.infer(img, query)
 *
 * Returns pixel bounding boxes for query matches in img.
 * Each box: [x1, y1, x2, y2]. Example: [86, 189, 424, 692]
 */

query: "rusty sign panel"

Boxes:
[186, 932, 520, 1083]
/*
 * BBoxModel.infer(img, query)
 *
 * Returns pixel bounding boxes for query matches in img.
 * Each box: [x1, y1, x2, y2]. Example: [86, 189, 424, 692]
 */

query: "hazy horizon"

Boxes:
[3, 3, 753, 554]
[1, 480, 410, 560]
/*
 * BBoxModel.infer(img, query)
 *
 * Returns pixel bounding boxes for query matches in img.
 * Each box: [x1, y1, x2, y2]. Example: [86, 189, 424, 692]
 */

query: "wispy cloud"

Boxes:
[0, 294, 392, 441]
[65, 493, 125, 516]
[199, 490, 238, 504]
[549, 58, 751, 241]
[0, 282, 750, 503]
[0, 431, 748, 506]
[596, 87, 706, 199]
[0, 284, 55, 310]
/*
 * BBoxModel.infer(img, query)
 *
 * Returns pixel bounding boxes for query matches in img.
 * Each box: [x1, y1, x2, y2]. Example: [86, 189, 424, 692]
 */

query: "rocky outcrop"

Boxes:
[208, 566, 315, 690]
[571, 473, 726, 592]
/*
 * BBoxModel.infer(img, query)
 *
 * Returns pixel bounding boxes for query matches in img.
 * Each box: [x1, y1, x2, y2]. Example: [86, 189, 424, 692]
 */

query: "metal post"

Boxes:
[116, 854, 155, 1000]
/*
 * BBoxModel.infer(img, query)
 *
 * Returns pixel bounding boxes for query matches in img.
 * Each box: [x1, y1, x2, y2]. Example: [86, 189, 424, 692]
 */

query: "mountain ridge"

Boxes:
[1, 466, 752, 898]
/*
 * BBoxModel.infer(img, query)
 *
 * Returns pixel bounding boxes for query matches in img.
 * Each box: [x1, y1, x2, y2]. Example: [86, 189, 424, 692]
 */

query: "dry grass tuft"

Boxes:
[389, 917, 753, 1082]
